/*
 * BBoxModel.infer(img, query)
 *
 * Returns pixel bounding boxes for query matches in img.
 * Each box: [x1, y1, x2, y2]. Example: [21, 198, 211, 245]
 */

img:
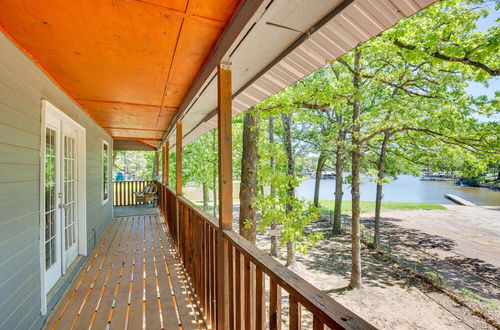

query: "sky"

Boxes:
[464, 6, 499, 121]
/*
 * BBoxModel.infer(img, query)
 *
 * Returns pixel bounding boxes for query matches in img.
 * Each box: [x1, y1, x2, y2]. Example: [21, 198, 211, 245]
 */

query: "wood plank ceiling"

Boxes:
[0, 0, 242, 148]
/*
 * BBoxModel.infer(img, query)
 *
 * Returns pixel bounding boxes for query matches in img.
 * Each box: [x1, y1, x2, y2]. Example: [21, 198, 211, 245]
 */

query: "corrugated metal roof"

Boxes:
[167, 0, 435, 148]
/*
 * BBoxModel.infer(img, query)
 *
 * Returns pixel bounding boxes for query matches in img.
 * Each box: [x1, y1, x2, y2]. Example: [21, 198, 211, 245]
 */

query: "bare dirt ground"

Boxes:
[245, 205, 500, 329]
[378, 205, 500, 268]
[360, 205, 500, 327]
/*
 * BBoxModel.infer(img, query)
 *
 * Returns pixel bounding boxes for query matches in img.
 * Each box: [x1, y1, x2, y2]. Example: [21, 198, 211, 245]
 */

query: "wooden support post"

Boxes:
[153, 151, 159, 179]
[217, 61, 232, 329]
[176, 122, 182, 195]
[164, 141, 170, 185]
[161, 144, 166, 184]
[218, 62, 233, 230]
[176, 122, 182, 252]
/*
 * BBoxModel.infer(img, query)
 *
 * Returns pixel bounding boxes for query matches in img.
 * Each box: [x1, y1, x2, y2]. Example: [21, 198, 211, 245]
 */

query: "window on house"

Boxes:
[102, 141, 109, 203]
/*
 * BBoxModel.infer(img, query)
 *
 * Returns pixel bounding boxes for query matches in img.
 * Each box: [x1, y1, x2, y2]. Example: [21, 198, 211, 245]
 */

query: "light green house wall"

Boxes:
[0, 32, 113, 329]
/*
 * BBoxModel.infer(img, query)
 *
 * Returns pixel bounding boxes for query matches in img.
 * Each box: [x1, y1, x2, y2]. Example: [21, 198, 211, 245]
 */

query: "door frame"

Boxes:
[39, 100, 87, 315]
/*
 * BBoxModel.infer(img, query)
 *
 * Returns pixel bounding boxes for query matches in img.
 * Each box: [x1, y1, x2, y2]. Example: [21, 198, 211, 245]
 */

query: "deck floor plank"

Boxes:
[151, 215, 183, 329]
[44, 219, 119, 330]
[154, 216, 201, 330]
[91, 217, 138, 329]
[44, 213, 204, 330]
[125, 216, 147, 330]
[144, 215, 163, 329]
[72, 217, 130, 330]
[53, 218, 126, 330]
[107, 216, 143, 330]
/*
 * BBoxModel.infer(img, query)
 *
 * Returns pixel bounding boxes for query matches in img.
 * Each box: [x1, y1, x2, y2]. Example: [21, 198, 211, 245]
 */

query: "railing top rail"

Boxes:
[223, 230, 375, 330]
[162, 183, 176, 196]
[112, 180, 155, 182]
[177, 195, 219, 229]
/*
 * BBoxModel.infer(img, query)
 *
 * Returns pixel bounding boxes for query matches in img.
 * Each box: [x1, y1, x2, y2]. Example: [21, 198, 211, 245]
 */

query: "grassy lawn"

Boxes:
[318, 200, 446, 215]
[192, 199, 445, 215]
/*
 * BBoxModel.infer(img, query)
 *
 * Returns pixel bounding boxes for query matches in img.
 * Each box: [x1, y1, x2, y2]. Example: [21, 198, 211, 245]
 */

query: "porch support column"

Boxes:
[176, 122, 182, 195]
[175, 122, 182, 252]
[217, 61, 232, 329]
[152, 151, 158, 179]
[164, 141, 170, 185]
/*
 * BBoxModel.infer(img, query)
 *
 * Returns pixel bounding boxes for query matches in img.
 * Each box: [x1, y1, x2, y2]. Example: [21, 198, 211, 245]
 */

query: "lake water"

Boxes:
[296, 175, 500, 206]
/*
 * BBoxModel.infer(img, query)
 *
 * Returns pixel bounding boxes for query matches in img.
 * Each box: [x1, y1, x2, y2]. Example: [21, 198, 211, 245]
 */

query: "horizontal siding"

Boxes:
[0, 163, 39, 183]
[0, 181, 38, 205]
[0, 31, 113, 329]
[0, 272, 40, 329]
[0, 240, 38, 284]
[0, 122, 40, 150]
[0, 141, 39, 164]
[0, 80, 41, 119]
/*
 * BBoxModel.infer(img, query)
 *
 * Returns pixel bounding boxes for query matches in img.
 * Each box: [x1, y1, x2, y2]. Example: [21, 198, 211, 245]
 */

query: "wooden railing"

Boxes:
[157, 182, 374, 330]
[113, 180, 154, 206]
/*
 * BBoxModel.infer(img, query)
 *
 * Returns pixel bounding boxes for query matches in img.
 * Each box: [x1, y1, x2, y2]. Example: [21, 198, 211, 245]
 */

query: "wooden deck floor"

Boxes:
[44, 214, 205, 330]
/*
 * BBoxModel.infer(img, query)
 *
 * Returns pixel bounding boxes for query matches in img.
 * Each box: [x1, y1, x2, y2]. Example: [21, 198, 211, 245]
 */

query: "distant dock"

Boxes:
[444, 194, 476, 206]
[421, 171, 454, 181]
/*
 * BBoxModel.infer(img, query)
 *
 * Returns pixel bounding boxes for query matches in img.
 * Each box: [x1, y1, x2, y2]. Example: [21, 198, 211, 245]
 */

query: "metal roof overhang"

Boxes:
[162, 0, 436, 150]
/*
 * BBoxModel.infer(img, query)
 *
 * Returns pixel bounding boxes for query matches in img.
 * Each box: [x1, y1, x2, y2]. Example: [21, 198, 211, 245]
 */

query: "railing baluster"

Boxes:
[313, 316, 324, 330]
[120, 181, 123, 206]
[126, 180, 130, 205]
[289, 295, 301, 330]
[228, 243, 235, 330]
[270, 278, 281, 330]
[244, 256, 251, 330]
[200, 221, 205, 319]
[235, 249, 242, 329]
[214, 227, 219, 327]
[210, 227, 216, 327]
[206, 223, 212, 327]
[256, 266, 265, 330]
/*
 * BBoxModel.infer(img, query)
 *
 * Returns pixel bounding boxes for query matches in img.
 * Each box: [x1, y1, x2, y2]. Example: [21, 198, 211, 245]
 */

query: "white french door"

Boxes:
[43, 104, 84, 294]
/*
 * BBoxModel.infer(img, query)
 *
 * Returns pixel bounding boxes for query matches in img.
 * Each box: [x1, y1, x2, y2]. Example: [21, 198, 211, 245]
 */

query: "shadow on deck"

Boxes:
[44, 208, 205, 329]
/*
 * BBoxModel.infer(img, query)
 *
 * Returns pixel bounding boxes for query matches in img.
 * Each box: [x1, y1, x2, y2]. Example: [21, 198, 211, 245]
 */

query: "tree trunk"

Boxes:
[333, 118, 346, 234]
[239, 110, 259, 244]
[286, 241, 296, 268]
[281, 112, 298, 269]
[313, 152, 327, 207]
[374, 132, 390, 248]
[212, 130, 217, 217]
[202, 181, 209, 211]
[349, 47, 363, 289]
[333, 146, 344, 233]
[269, 116, 278, 257]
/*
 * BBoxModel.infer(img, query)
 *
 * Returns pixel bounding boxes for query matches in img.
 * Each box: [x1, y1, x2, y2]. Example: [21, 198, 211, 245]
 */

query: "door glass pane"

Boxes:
[64, 135, 77, 251]
[45, 128, 57, 270]
[102, 143, 109, 201]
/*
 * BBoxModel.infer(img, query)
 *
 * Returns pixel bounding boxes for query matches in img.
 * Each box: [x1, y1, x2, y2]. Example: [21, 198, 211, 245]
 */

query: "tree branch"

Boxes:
[394, 39, 499, 77]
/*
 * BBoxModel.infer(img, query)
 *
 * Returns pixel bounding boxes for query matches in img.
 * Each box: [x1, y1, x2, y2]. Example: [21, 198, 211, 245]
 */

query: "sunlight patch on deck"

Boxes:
[44, 215, 205, 330]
